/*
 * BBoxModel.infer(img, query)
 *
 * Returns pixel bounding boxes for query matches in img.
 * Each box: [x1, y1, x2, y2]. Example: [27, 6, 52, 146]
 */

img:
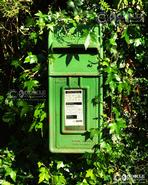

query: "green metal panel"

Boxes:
[49, 77, 100, 153]
[48, 26, 103, 153]
[50, 36, 98, 48]
[49, 53, 99, 76]
[50, 27, 99, 48]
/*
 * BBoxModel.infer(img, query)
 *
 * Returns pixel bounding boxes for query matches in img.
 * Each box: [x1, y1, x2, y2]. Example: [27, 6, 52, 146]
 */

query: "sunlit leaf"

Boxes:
[24, 52, 38, 64]
[48, 30, 54, 48]
[84, 33, 91, 50]
[24, 80, 39, 91]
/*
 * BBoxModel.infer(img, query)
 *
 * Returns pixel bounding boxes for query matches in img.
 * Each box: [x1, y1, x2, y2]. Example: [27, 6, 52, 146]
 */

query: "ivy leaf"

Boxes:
[108, 122, 117, 134]
[38, 166, 50, 183]
[34, 108, 41, 118]
[1, 181, 11, 185]
[68, 27, 76, 34]
[24, 52, 38, 64]
[89, 128, 99, 139]
[47, 23, 54, 31]
[134, 38, 142, 47]
[122, 28, 130, 44]
[0, 95, 4, 104]
[5, 167, 16, 182]
[35, 11, 48, 33]
[57, 161, 65, 170]
[9, 170, 16, 182]
[110, 46, 117, 55]
[109, 81, 116, 93]
[116, 118, 126, 134]
[109, 38, 117, 46]
[29, 32, 38, 44]
[105, 72, 114, 85]
[11, 60, 20, 68]
[52, 174, 66, 185]
[100, 141, 112, 153]
[127, 68, 133, 76]
[86, 169, 95, 180]
[35, 122, 43, 130]
[112, 107, 120, 118]
[38, 161, 43, 168]
[40, 112, 46, 121]
[118, 82, 124, 93]
[48, 30, 53, 48]
[24, 80, 39, 91]
[114, 74, 121, 82]
[109, 118, 126, 135]
[84, 33, 91, 50]
[38, 171, 47, 183]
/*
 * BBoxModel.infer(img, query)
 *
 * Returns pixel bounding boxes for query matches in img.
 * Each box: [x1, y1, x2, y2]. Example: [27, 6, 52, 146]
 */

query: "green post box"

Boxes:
[48, 26, 103, 153]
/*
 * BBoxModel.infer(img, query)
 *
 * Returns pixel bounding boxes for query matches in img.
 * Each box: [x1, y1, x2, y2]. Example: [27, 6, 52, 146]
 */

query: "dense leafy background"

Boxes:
[0, 0, 147, 184]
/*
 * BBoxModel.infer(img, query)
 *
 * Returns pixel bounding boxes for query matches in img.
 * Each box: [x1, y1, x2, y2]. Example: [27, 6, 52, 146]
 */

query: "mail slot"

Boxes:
[48, 27, 103, 153]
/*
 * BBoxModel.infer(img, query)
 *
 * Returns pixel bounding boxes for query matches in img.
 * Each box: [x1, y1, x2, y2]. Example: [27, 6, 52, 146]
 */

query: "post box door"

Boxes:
[49, 76, 100, 153]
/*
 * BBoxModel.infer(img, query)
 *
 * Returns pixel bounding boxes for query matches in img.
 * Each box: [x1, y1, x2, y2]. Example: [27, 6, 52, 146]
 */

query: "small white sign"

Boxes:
[64, 89, 84, 126]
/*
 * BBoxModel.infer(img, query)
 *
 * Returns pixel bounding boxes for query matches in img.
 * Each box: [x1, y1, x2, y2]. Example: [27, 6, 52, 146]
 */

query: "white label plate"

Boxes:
[64, 89, 84, 126]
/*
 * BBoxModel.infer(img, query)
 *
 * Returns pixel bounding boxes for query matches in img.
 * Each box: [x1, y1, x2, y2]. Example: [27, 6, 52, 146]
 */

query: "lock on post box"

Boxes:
[48, 27, 103, 153]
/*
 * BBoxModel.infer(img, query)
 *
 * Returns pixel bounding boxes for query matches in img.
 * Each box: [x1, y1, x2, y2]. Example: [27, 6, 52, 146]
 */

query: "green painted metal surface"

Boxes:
[49, 53, 99, 76]
[49, 26, 103, 153]
[49, 27, 99, 48]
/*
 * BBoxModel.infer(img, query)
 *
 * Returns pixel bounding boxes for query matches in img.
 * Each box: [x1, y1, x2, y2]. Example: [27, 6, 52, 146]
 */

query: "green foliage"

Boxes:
[0, 0, 147, 184]
[29, 103, 46, 134]
[0, 0, 32, 18]
[0, 148, 16, 184]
